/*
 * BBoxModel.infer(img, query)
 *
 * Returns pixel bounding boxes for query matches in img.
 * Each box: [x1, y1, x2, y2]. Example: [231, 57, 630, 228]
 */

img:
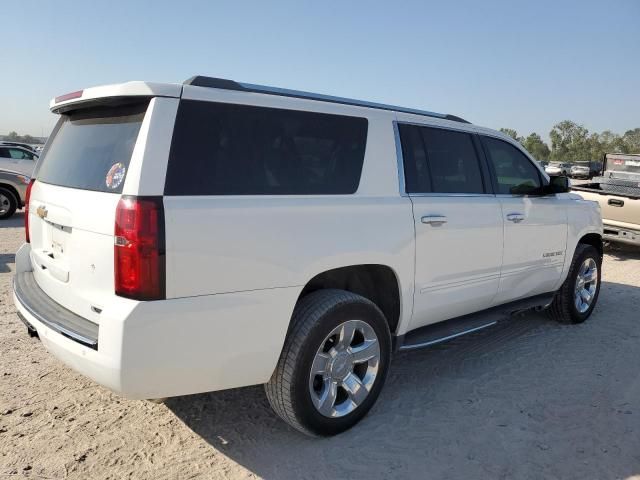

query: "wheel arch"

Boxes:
[578, 232, 603, 258]
[295, 264, 403, 335]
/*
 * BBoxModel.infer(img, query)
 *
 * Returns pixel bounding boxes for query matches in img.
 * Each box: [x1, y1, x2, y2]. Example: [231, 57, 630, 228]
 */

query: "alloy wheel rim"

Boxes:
[574, 257, 598, 314]
[0, 193, 10, 215]
[309, 319, 380, 418]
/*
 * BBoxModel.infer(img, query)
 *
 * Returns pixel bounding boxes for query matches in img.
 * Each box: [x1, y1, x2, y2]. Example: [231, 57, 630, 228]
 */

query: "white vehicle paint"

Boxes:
[13, 77, 603, 435]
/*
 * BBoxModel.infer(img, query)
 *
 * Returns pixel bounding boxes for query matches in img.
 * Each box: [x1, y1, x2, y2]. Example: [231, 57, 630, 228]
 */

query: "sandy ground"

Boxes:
[1, 210, 639, 480]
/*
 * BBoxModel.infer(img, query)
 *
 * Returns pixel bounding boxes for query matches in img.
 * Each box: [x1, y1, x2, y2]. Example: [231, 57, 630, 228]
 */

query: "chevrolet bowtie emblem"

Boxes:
[36, 205, 48, 219]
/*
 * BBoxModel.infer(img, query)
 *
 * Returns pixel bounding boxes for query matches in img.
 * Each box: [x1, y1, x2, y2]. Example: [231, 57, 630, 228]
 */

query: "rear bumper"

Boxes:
[14, 272, 99, 348]
[603, 224, 640, 246]
[13, 245, 300, 399]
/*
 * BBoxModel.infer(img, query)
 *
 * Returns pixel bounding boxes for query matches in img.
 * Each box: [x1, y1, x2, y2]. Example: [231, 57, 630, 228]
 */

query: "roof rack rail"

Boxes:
[183, 76, 470, 124]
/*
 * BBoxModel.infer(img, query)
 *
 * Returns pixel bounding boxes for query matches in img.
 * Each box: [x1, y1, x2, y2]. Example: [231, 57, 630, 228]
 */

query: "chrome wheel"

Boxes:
[309, 319, 380, 418]
[0, 193, 10, 215]
[574, 257, 598, 313]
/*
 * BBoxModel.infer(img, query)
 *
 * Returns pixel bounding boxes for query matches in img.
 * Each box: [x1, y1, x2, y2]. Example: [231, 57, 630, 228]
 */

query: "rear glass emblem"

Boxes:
[106, 162, 126, 189]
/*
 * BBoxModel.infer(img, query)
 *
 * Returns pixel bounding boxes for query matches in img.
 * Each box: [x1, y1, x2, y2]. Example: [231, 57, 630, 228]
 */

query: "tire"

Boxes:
[0, 187, 18, 220]
[265, 289, 392, 436]
[547, 244, 601, 324]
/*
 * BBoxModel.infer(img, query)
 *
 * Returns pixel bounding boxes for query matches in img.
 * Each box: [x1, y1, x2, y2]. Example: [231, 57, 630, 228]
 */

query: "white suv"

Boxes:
[13, 76, 603, 436]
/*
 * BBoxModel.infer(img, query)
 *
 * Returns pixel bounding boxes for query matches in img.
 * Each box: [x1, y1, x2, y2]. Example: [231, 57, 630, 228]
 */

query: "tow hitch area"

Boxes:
[16, 311, 39, 339]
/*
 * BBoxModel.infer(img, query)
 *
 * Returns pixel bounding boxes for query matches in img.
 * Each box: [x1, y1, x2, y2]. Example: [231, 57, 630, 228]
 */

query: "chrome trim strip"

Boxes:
[392, 121, 408, 197]
[409, 193, 496, 198]
[399, 321, 497, 351]
[13, 277, 98, 349]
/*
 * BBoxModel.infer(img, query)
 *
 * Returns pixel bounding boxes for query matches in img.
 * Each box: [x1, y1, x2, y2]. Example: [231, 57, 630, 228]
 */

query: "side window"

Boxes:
[8, 148, 25, 159]
[483, 136, 542, 195]
[165, 101, 368, 195]
[398, 124, 430, 193]
[399, 124, 484, 194]
[0, 148, 8, 158]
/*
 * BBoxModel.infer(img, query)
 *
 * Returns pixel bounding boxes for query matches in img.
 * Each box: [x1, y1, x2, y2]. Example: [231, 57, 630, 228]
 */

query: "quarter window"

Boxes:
[399, 124, 484, 194]
[483, 136, 542, 195]
[165, 101, 368, 195]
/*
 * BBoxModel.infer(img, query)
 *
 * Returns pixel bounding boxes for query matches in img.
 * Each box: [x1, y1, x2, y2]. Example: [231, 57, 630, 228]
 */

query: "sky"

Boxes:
[2, 0, 639, 142]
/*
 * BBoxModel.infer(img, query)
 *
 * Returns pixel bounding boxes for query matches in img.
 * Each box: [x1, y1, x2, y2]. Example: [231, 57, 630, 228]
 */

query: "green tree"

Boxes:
[549, 120, 591, 162]
[499, 128, 523, 143]
[622, 128, 640, 152]
[6, 131, 19, 141]
[522, 132, 550, 161]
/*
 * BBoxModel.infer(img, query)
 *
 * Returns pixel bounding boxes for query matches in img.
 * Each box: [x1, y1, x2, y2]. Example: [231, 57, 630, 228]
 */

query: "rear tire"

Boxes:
[265, 289, 391, 436]
[0, 187, 18, 220]
[547, 244, 601, 324]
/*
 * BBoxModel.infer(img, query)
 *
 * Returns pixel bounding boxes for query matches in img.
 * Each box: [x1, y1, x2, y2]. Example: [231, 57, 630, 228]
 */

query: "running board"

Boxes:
[396, 293, 554, 352]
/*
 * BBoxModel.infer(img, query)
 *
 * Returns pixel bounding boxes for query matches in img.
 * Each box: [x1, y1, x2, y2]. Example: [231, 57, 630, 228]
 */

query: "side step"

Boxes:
[396, 293, 554, 352]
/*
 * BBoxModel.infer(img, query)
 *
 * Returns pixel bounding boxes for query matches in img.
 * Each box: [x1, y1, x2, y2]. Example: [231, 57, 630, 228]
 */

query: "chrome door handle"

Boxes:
[421, 215, 448, 226]
[506, 213, 525, 223]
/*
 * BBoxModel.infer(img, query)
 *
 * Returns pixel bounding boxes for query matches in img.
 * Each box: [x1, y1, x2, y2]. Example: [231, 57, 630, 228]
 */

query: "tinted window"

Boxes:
[165, 101, 368, 195]
[0, 148, 9, 158]
[36, 102, 148, 193]
[8, 148, 34, 160]
[399, 124, 484, 194]
[483, 136, 541, 195]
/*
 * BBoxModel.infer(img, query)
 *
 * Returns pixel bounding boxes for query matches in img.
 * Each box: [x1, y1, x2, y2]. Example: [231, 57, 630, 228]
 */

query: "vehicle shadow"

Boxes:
[0, 210, 25, 229]
[166, 281, 640, 479]
[605, 242, 640, 261]
[0, 253, 15, 273]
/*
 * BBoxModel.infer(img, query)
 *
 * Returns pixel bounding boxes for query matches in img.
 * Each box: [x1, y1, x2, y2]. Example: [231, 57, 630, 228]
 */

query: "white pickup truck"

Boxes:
[13, 76, 603, 436]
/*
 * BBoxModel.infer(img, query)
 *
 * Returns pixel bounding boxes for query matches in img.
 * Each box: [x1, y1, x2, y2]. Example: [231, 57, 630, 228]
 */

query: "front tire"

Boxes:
[0, 187, 18, 220]
[547, 244, 601, 324]
[265, 289, 391, 436]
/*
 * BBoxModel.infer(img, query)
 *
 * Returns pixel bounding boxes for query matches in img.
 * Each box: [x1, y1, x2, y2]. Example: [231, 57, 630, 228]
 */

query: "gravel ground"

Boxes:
[1, 210, 639, 480]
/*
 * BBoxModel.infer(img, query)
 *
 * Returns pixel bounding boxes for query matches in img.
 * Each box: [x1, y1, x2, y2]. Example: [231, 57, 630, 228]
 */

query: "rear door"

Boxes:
[398, 123, 503, 330]
[481, 135, 567, 304]
[28, 101, 150, 321]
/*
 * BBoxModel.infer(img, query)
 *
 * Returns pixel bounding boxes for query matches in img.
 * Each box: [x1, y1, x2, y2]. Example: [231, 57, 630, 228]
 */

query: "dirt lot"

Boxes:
[1, 211, 640, 480]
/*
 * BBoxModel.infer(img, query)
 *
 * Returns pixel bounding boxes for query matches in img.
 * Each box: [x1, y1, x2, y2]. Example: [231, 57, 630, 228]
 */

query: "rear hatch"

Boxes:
[29, 101, 149, 322]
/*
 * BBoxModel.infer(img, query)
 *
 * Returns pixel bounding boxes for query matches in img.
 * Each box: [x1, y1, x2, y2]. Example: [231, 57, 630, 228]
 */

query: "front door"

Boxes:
[480, 135, 567, 305]
[397, 122, 503, 330]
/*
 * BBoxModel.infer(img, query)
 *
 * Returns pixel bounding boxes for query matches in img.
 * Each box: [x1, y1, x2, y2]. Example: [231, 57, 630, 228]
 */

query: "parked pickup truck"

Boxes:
[572, 153, 640, 246]
[13, 76, 603, 436]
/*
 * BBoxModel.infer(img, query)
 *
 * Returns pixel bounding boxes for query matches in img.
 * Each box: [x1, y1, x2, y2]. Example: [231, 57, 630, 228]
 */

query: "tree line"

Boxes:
[1, 131, 45, 144]
[499, 121, 640, 163]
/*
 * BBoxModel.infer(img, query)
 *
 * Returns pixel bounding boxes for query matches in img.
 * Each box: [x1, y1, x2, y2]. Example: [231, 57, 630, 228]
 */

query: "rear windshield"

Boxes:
[36, 102, 148, 193]
[164, 100, 368, 195]
[606, 154, 640, 175]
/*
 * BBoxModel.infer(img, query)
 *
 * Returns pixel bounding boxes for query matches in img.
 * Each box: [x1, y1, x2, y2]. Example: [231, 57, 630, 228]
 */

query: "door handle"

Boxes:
[506, 213, 525, 223]
[421, 215, 448, 226]
[608, 199, 624, 207]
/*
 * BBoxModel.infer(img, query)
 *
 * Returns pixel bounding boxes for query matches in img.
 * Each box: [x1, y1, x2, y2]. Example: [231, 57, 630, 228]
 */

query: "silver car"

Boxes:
[0, 169, 30, 219]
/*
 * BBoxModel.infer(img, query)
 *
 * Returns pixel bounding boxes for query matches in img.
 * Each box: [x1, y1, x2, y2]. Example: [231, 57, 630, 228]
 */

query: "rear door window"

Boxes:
[399, 124, 485, 194]
[164, 100, 368, 195]
[35, 102, 148, 193]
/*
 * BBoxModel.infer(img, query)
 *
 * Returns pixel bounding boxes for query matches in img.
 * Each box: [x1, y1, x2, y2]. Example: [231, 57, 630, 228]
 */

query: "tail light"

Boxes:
[114, 196, 165, 300]
[25, 179, 35, 243]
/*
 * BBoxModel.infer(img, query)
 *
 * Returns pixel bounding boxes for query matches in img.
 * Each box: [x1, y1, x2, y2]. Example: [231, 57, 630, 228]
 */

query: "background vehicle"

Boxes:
[570, 162, 592, 179]
[0, 169, 30, 219]
[13, 77, 603, 436]
[572, 153, 640, 246]
[0, 141, 38, 153]
[545, 162, 571, 176]
[0, 145, 38, 176]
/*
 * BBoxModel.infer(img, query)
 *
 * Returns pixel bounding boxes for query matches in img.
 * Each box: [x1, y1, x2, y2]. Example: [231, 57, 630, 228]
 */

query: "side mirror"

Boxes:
[544, 175, 570, 194]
